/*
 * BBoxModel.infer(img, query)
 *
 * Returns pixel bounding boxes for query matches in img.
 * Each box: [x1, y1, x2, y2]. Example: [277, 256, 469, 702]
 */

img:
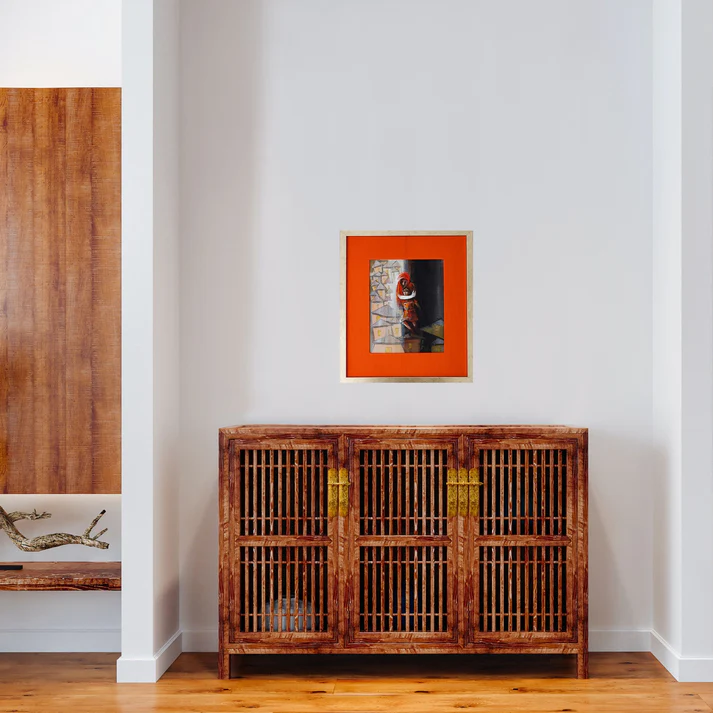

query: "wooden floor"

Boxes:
[0, 652, 712, 712]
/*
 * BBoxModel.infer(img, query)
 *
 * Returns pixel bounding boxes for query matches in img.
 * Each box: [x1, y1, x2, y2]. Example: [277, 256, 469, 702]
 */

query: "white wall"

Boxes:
[651, 0, 713, 682]
[118, 0, 182, 683]
[0, 0, 121, 87]
[652, 0, 682, 663]
[0, 0, 122, 653]
[153, 0, 181, 671]
[680, 0, 713, 672]
[179, 0, 654, 650]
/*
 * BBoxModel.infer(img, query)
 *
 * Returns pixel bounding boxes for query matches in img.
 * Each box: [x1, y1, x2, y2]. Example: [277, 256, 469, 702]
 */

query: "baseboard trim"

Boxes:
[650, 629, 680, 679]
[0, 628, 120, 653]
[116, 629, 182, 683]
[651, 629, 713, 682]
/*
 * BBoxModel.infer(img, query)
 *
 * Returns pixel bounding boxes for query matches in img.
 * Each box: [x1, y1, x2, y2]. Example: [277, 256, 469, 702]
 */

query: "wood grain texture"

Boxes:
[0, 652, 711, 712]
[219, 426, 588, 679]
[0, 88, 121, 494]
[0, 561, 120, 590]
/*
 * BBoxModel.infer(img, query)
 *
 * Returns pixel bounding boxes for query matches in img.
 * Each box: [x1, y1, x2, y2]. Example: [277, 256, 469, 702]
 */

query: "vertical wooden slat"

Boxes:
[557, 450, 561, 535]
[429, 449, 435, 535]
[557, 548, 562, 631]
[277, 448, 283, 536]
[487, 448, 495, 535]
[419, 547, 425, 632]
[388, 451, 394, 536]
[372, 450, 381, 535]
[291, 450, 298, 538]
[540, 546, 546, 631]
[242, 547, 248, 632]
[499, 449, 504, 536]
[252, 546, 258, 632]
[317, 542, 324, 632]
[395, 545, 402, 632]
[242, 451, 247, 535]
[310, 542, 316, 631]
[534, 450, 540, 535]
[525, 448, 531, 534]
[310, 449, 314, 535]
[407, 450, 411, 534]
[372, 546, 376, 632]
[515, 449, 521, 535]
[524, 544, 530, 632]
[268, 451, 275, 536]
[420, 451, 426, 536]
[259, 449, 265, 537]
[396, 449, 401, 536]
[505, 451, 511, 535]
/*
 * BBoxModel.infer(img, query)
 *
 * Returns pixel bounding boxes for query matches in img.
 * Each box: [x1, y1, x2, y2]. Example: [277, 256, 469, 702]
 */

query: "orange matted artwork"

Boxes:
[340, 232, 472, 382]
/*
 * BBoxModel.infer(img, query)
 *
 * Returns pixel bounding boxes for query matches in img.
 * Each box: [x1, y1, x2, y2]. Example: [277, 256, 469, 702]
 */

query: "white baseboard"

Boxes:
[0, 628, 120, 652]
[590, 629, 651, 652]
[116, 629, 182, 683]
[650, 629, 713, 682]
[651, 629, 680, 679]
[182, 628, 217, 652]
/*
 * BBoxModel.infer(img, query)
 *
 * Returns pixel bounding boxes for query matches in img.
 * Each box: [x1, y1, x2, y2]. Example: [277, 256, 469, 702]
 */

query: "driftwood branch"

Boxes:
[7, 509, 52, 524]
[0, 504, 109, 552]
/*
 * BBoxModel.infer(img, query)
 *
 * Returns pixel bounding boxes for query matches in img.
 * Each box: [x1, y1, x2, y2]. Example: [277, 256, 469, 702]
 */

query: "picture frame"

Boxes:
[340, 231, 473, 383]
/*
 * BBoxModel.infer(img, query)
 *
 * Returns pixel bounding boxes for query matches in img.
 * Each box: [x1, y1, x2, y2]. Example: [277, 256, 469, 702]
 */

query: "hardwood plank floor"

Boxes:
[0, 652, 711, 712]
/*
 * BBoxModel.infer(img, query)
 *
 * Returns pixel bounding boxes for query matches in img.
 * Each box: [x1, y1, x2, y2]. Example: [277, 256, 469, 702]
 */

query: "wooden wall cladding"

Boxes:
[0, 88, 121, 494]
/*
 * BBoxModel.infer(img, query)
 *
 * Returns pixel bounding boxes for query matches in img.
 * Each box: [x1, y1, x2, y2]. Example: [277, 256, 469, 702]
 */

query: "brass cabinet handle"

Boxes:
[447, 468, 458, 516]
[458, 468, 469, 517]
[448, 467, 483, 517]
[338, 468, 351, 517]
[327, 468, 339, 518]
[469, 467, 483, 516]
[328, 468, 351, 517]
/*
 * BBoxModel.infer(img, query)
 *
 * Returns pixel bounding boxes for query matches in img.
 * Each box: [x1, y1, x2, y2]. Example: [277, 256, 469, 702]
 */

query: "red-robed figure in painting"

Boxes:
[396, 272, 420, 336]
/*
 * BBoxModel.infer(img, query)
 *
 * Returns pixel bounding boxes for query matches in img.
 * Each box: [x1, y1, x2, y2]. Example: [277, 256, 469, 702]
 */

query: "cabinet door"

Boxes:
[465, 439, 578, 645]
[345, 437, 460, 647]
[224, 437, 339, 645]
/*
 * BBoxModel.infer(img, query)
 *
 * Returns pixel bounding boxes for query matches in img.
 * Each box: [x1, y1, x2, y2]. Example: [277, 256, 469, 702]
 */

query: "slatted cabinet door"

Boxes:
[346, 438, 460, 647]
[221, 437, 340, 657]
[465, 439, 580, 650]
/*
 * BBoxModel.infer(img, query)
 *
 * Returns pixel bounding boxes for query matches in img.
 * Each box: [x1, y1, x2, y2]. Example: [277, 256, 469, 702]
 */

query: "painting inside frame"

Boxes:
[369, 259, 444, 354]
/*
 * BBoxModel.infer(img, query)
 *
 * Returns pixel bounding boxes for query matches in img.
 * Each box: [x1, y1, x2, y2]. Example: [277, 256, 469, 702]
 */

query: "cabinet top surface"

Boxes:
[220, 424, 588, 437]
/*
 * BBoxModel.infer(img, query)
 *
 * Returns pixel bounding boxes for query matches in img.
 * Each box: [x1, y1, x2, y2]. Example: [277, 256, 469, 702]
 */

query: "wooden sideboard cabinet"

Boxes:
[218, 425, 588, 678]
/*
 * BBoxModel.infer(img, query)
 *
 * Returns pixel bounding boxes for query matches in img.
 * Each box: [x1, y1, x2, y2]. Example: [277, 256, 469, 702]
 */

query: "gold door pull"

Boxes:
[468, 467, 483, 516]
[338, 468, 351, 517]
[327, 468, 339, 518]
[447, 468, 458, 517]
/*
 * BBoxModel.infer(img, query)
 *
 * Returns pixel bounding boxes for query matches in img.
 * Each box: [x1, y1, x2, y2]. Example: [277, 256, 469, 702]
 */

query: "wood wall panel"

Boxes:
[0, 88, 120, 494]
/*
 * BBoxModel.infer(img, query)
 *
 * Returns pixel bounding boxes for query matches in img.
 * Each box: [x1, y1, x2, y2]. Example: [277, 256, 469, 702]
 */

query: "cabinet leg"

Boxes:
[577, 650, 589, 679]
[218, 651, 231, 679]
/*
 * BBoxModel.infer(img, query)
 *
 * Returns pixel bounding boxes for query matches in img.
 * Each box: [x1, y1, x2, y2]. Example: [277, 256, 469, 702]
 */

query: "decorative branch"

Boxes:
[7, 509, 51, 524]
[0, 504, 109, 552]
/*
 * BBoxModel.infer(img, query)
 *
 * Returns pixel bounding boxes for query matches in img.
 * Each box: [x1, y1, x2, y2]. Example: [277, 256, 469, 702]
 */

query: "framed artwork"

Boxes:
[340, 231, 472, 382]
